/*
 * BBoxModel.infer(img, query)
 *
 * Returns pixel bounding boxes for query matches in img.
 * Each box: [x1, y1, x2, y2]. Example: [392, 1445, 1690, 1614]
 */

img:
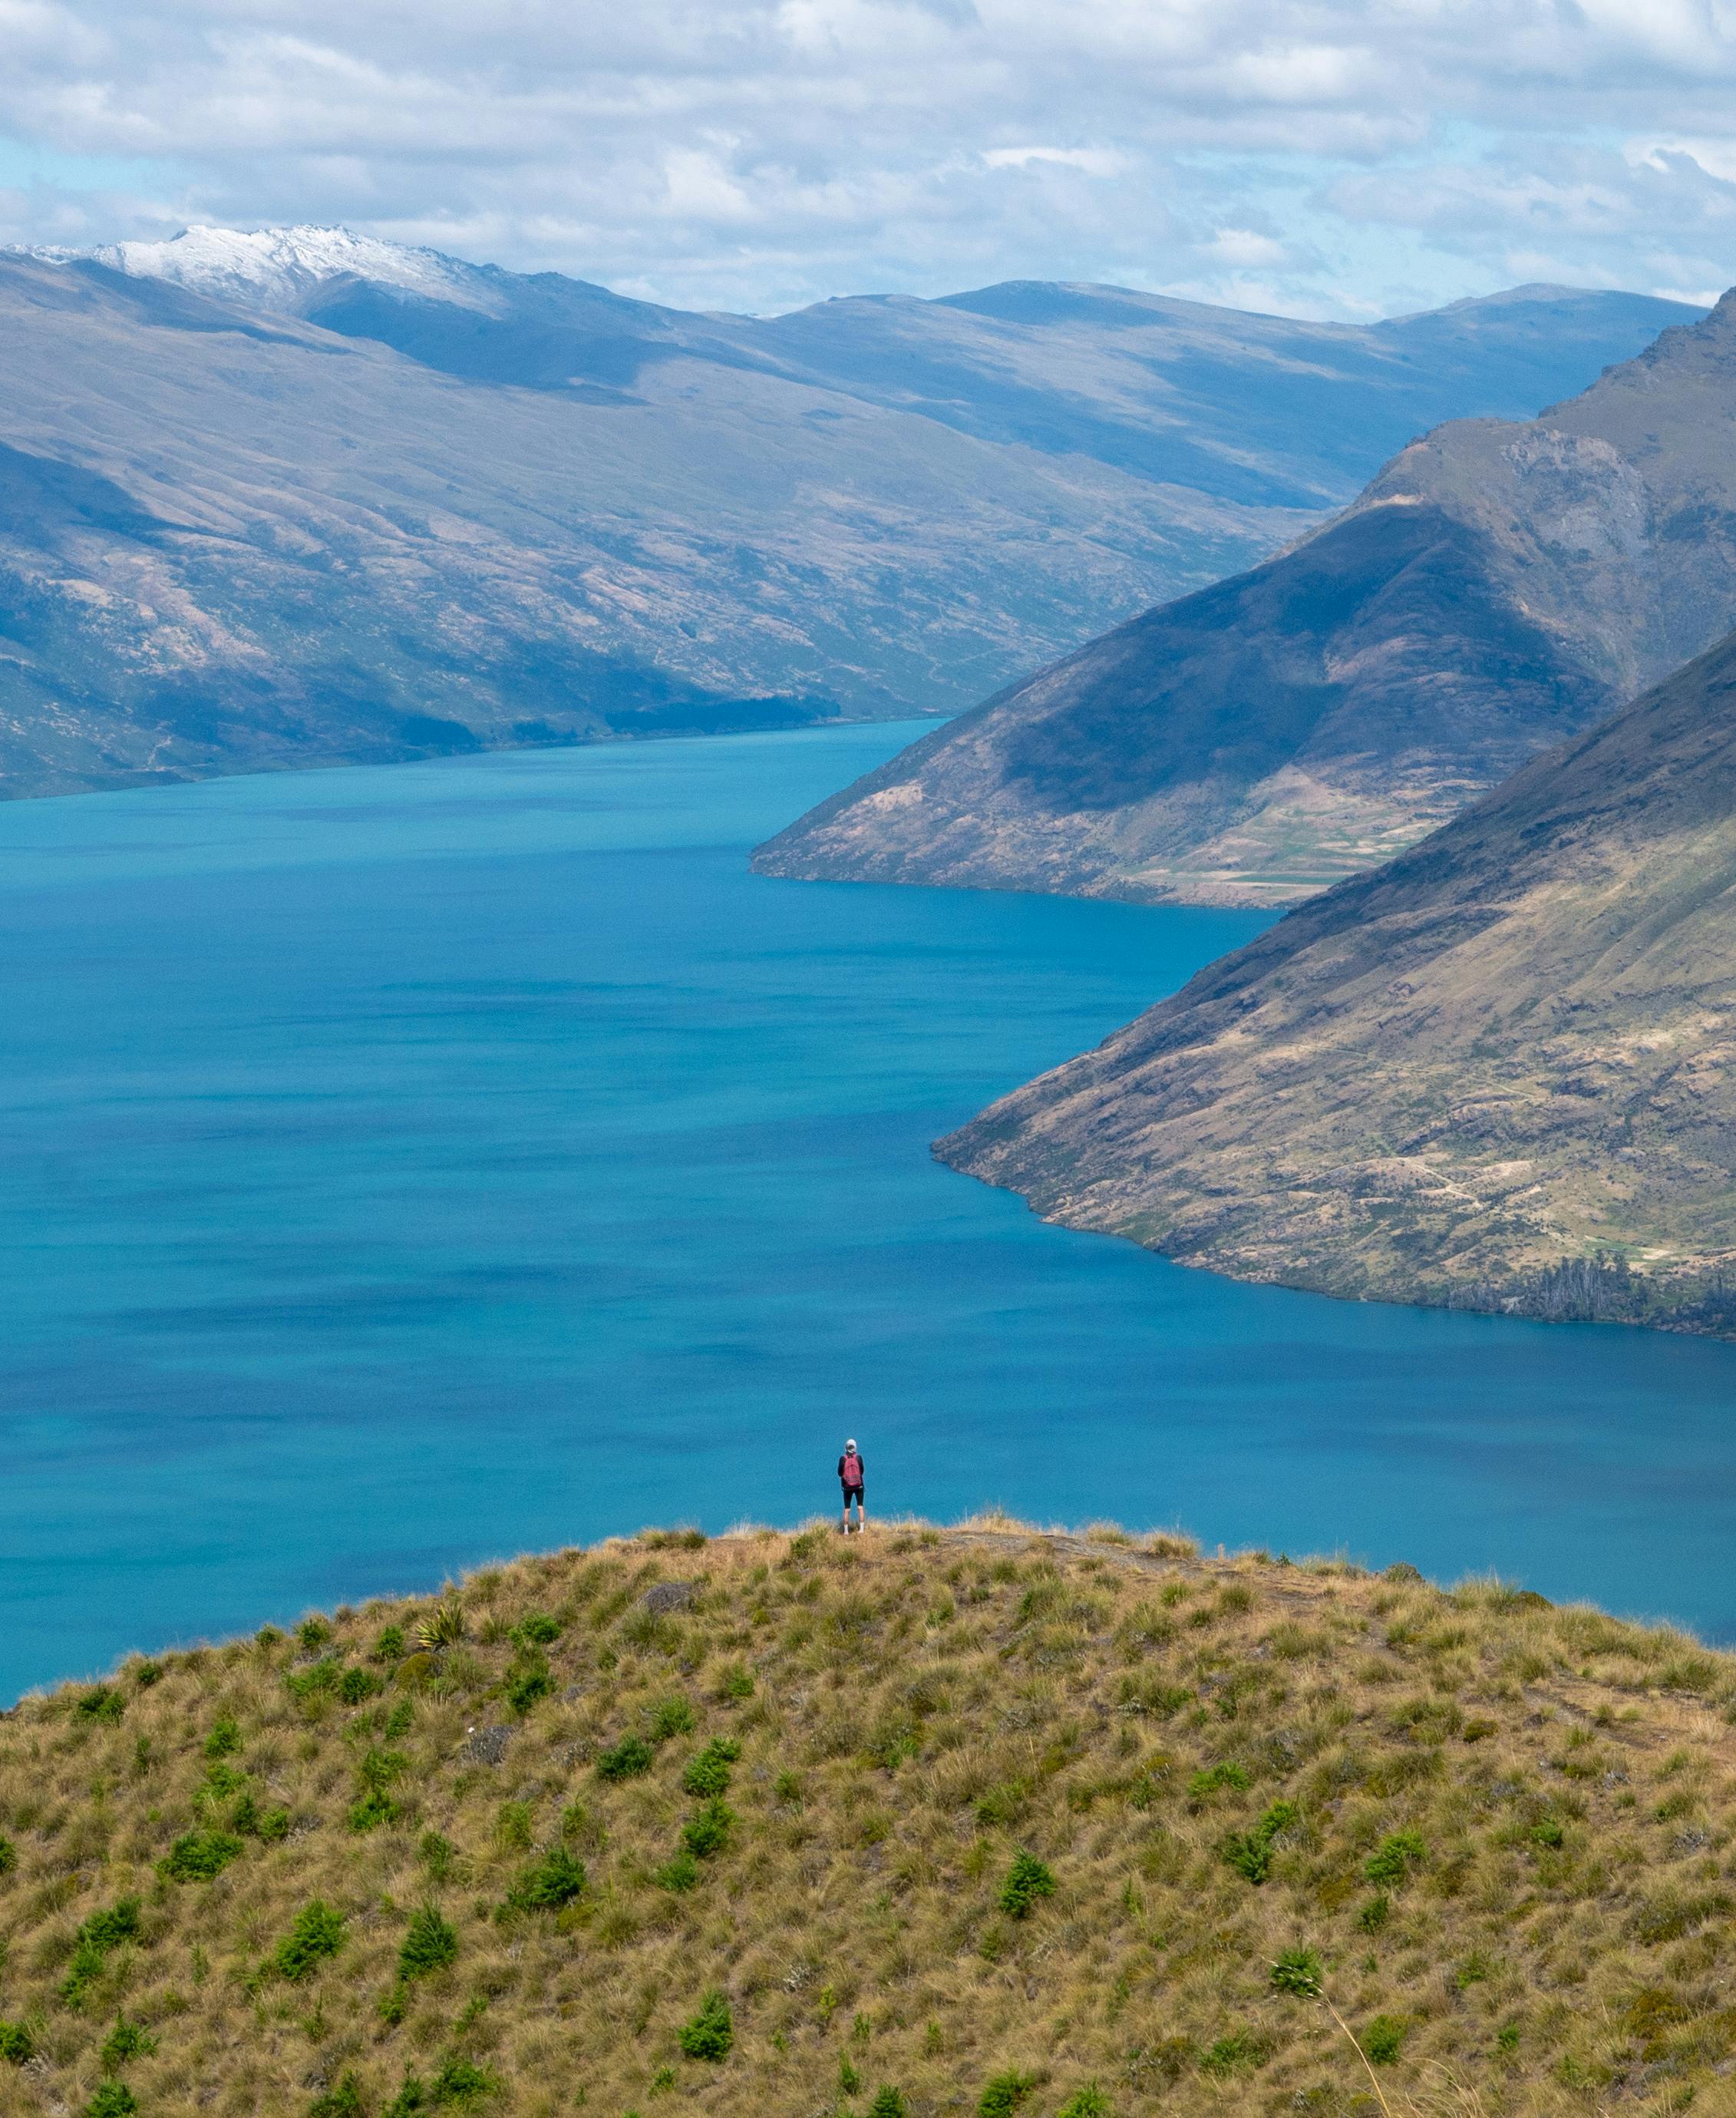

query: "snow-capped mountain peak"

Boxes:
[72, 225, 500, 314]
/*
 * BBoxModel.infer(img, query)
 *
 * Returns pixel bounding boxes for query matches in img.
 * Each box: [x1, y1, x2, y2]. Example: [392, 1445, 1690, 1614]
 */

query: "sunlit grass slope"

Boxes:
[6, 1520, 1736, 2117]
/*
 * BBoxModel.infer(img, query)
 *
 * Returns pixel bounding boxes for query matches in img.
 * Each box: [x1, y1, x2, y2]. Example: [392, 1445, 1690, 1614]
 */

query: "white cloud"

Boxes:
[0, 0, 1734, 315]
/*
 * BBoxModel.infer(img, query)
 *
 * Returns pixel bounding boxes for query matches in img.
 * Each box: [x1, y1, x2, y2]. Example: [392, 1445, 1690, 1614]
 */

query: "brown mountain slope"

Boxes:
[757, 288, 1736, 909]
[936, 627, 1736, 1335]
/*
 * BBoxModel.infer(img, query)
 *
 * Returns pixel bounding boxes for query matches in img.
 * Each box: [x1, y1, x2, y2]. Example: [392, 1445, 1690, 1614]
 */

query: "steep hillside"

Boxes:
[938, 626, 1736, 1333]
[9, 1520, 1736, 2118]
[0, 230, 1695, 798]
[755, 290, 1736, 909]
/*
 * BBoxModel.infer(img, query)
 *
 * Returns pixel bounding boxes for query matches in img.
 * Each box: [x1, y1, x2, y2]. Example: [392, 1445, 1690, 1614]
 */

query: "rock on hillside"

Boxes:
[755, 289, 1736, 909]
[7, 1519, 1736, 2115]
[938, 626, 1736, 1333]
[0, 232, 1695, 798]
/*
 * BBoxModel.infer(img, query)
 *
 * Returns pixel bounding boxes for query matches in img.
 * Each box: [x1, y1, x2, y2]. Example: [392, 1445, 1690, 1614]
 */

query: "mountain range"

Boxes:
[937, 624, 1736, 1335]
[0, 225, 1695, 796]
[756, 286, 1736, 909]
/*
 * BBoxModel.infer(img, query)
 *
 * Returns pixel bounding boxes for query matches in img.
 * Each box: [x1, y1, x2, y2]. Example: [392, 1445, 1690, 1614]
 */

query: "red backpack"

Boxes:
[841, 1450, 863, 1488]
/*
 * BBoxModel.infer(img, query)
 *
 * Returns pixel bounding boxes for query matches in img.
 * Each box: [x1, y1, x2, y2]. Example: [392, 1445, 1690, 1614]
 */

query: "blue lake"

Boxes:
[4, 719, 1736, 1699]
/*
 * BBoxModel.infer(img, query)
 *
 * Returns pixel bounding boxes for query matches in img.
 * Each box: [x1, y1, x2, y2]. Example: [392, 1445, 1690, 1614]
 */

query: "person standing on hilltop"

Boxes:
[838, 1439, 866, 1535]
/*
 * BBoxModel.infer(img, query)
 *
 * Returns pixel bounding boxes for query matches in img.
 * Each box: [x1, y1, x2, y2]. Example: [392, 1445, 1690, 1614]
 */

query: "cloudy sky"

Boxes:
[3, 0, 1735, 319]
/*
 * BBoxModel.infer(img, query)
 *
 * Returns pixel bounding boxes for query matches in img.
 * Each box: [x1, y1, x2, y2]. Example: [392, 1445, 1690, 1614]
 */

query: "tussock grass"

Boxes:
[6, 1522, 1736, 2115]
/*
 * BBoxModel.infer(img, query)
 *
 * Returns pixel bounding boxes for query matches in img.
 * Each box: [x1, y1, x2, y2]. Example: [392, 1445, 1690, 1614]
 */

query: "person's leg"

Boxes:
[840, 1487, 850, 1532]
[856, 1487, 866, 1531]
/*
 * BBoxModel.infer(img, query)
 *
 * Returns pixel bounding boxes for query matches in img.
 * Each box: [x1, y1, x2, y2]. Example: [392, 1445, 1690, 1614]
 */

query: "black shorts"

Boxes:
[841, 1484, 864, 1507]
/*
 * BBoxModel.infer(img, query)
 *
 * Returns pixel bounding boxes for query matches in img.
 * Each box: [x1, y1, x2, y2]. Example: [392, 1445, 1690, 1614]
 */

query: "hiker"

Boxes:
[838, 1439, 866, 1534]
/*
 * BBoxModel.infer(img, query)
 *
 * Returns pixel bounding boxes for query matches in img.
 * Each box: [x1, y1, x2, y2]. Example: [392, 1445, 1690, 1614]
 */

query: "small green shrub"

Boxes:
[506, 1849, 586, 1911]
[1364, 1829, 1426, 1886]
[77, 1687, 126, 1726]
[867, 2090, 908, 2118]
[0, 2020, 33, 2063]
[204, 1715, 242, 1759]
[400, 1905, 459, 1981]
[1189, 1761, 1250, 1799]
[99, 2013, 157, 2072]
[682, 1798, 736, 1860]
[338, 1667, 382, 1707]
[512, 1613, 562, 1647]
[998, 1852, 1057, 1918]
[1201, 2031, 1266, 2075]
[160, 1827, 245, 1882]
[1055, 2089, 1111, 2118]
[1358, 1894, 1391, 1932]
[649, 1696, 697, 1743]
[133, 1660, 164, 1687]
[1363, 2016, 1407, 2064]
[1221, 1801, 1296, 1885]
[233, 1792, 291, 1842]
[717, 1664, 754, 1700]
[596, 1735, 655, 1783]
[0, 1835, 16, 1876]
[298, 1617, 332, 1650]
[84, 2085, 137, 2118]
[348, 1789, 404, 1832]
[504, 1656, 554, 1716]
[373, 1625, 406, 1662]
[681, 1738, 741, 1799]
[840, 2054, 861, 2093]
[61, 1918, 125, 2005]
[1270, 1947, 1323, 1997]
[421, 1832, 455, 1882]
[432, 2057, 497, 2104]
[276, 1900, 346, 1981]
[385, 2074, 426, 2115]
[978, 2070, 1038, 2116]
[678, 1990, 734, 2061]
[1531, 1816, 1565, 1849]
[655, 1852, 700, 1892]
[309, 2074, 368, 2118]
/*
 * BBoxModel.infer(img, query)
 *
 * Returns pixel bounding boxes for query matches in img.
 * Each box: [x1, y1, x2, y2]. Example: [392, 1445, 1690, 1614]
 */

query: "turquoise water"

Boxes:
[5, 722, 1736, 1699]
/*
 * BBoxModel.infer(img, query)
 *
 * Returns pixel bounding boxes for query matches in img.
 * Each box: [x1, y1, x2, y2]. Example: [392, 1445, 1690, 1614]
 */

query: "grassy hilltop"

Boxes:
[6, 1522, 1736, 2117]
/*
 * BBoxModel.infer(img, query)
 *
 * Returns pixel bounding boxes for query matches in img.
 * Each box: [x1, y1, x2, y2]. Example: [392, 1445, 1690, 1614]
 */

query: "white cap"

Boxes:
[846, 1438, 856, 1450]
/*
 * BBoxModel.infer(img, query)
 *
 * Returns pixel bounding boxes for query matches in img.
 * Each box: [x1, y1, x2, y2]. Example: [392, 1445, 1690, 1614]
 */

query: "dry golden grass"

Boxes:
[6, 1521, 1736, 2118]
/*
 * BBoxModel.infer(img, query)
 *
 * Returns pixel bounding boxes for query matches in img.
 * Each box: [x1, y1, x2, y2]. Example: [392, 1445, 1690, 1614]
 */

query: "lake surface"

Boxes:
[5, 722, 1736, 1698]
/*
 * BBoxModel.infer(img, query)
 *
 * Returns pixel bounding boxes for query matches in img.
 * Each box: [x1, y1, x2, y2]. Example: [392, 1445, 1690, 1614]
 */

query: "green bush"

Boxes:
[1270, 1947, 1323, 1997]
[348, 1789, 404, 1832]
[506, 1849, 586, 1911]
[276, 1900, 346, 1981]
[1364, 1830, 1426, 1886]
[1531, 1816, 1565, 1849]
[232, 1791, 292, 1842]
[716, 1664, 754, 1701]
[1221, 1801, 1297, 1885]
[400, 1905, 459, 1981]
[512, 1613, 562, 1647]
[1055, 2089, 1111, 2118]
[100, 2014, 157, 2070]
[681, 1737, 741, 1799]
[649, 1697, 697, 1743]
[83, 2085, 137, 2118]
[978, 2070, 1038, 2116]
[421, 1832, 456, 1882]
[373, 1625, 407, 1662]
[1188, 1761, 1250, 1799]
[432, 2057, 498, 2104]
[1201, 2031, 1266, 2075]
[338, 1667, 382, 1707]
[655, 1852, 700, 1892]
[596, 1735, 655, 1782]
[160, 1827, 245, 1882]
[867, 2090, 908, 2118]
[998, 1852, 1057, 1918]
[1363, 2015, 1407, 2064]
[61, 1899, 143, 2005]
[77, 1687, 126, 1726]
[204, 1715, 242, 1759]
[385, 2074, 427, 2116]
[133, 1660, 164, 1687]
[506, 1652, 554, 1720]
[682, 1798, 736, 1861]
[309, 2074, 368, 2117]
[678, 1990, 734, 2061]
[0, 1835, 15, 1877]
[1358, 1894, 1391, 1932]
[0, 2020, 33, 2063]
[298, 1617, 332, 1650]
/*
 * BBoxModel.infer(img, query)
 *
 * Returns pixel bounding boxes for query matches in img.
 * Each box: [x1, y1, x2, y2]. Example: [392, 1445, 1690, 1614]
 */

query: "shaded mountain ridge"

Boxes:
[936, 624, 1736, 1335]
[755, 287, 1736, 908]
